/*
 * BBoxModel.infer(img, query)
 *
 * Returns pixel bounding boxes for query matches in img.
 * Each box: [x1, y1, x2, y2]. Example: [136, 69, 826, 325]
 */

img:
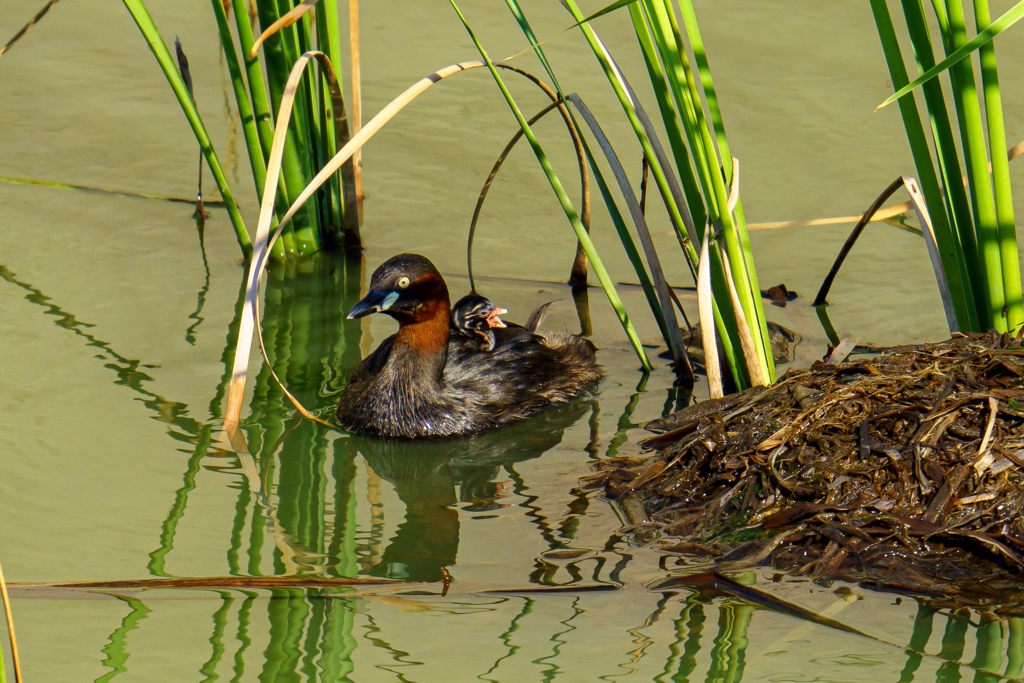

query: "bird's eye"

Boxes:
[397, 276, 411, 289]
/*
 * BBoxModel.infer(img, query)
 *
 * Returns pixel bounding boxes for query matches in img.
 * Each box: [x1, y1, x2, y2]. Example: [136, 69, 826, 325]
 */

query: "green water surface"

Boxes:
[3, 0, 1024, 680]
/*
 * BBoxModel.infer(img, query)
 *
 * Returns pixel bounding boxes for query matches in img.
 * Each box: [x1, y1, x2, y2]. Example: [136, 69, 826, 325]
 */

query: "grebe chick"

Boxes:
[451, 294, 507, 351]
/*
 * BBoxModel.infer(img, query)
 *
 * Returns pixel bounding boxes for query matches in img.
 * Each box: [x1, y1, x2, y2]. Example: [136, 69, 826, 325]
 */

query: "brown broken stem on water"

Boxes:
[13, 575, 410, 591]
[174, 38, 209, 221]
[0, 0, 59, 58]
[814, 177, 906, 306]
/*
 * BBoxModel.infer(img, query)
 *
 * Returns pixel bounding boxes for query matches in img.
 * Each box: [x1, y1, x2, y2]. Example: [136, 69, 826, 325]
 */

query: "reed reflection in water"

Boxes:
[7, 253, 1024, 682]
[86, 586, 1024, 681]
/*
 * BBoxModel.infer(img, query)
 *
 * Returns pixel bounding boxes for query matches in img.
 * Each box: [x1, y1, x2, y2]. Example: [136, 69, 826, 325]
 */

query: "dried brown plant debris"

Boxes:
[587, 332, 1024, 609]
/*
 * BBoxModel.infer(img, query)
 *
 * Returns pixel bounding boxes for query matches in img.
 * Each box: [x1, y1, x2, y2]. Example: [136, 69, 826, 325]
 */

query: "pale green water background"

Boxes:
[3, 0, 1024, 680]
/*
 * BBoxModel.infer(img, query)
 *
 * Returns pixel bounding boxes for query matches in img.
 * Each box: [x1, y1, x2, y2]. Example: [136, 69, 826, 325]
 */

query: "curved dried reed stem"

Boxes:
[0, 557, 22, 683]
[249, 0, 320, 59]
[224, 50, 344, 434]
[224, 58, 582, 433]
[697, 226, 721, 398]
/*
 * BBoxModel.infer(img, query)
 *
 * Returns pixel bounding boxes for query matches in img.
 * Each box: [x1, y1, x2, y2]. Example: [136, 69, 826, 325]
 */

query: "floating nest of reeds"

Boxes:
[585, 332, 1024, 610]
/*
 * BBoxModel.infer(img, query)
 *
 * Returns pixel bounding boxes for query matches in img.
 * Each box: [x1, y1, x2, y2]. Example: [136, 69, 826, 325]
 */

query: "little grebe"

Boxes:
[336, 254, 601, 438]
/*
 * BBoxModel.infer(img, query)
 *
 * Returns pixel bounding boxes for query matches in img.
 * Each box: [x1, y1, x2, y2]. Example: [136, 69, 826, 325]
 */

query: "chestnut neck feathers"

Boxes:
[393, 272, 451, 357]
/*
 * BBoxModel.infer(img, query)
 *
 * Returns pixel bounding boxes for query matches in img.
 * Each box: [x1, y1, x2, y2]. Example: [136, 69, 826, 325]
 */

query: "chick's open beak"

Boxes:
[485, 307, 508, 328]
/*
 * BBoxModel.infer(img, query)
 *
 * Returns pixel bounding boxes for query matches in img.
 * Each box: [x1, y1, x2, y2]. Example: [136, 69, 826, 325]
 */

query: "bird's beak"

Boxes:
[485, 307, 508, 328]
[347, 290, 400, 319]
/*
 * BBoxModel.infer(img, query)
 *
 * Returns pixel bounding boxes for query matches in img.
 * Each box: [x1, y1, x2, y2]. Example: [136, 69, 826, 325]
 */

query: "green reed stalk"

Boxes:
[656, 0, 773, 379]
[450, 0, 652, 371]
[620, 4, 750, 381]
[881, 0, 1024, 107]
[290, 10, 329, 245]
[577, 4, 750, 383]
[872, 0, 1024, 333]
[501, 0, 683, 368]
[945, 0, 1004, 331]
[211, 0, 263, 199]
[554, 0, 755, 384]
[870, 0, 977, 330]
[211, 0, 288, 262]
[228, 0, 296, 260]
[628, 3, 706, 227]
[563, 0, 767, 384]
[316, 0, 345, 236]
[559, 0, 692, 258]
[573, 106, 673, 347]
[675, 0, 774, 377]
[498, 0, 672, 344]
[641, 0, 716, 217]
[569, 93, 690, 368]
[975, 0, 1023, 331]
[121, 0, 252, 258]
[254, 0, 319, 255]
[899, 0, 979, 327]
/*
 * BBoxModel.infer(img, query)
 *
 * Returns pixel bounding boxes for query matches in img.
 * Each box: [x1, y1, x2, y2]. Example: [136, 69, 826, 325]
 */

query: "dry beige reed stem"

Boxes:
[0, 557, 23, 683]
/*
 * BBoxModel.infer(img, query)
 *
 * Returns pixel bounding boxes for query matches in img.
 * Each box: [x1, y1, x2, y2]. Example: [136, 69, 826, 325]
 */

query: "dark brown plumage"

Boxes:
[336, 254, 602, 439]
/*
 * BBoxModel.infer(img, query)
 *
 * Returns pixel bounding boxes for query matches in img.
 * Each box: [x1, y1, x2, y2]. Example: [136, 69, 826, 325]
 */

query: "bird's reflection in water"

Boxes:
[351, 401, 592, 582]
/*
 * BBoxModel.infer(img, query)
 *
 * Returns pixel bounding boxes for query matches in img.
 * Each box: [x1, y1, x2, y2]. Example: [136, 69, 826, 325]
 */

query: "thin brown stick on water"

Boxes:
[0, 175, 226, 205]
[639, 155, 649, 216]
[0, 0, 59, 58]
[813, 177, 906, 305]
[175, 38, 209, 220]
[0, 557, 23, 683]
[350, 0, 364, 224]
[13, 576, 410, 591]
